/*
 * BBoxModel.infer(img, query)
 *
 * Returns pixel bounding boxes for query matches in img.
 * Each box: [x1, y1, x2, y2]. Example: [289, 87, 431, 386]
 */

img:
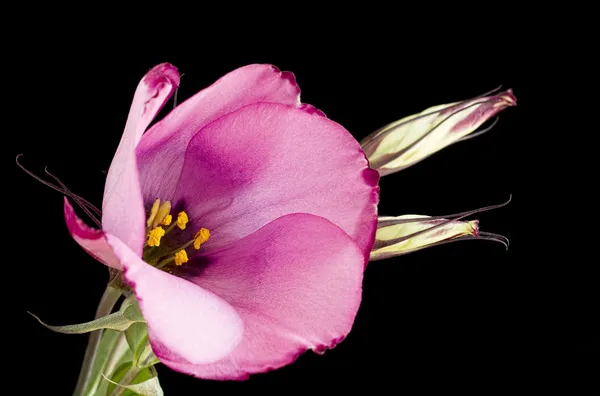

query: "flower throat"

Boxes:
[143, 198, 210, 269]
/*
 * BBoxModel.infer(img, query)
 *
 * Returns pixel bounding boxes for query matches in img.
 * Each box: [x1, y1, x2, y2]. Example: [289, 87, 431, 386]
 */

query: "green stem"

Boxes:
[73, 285, 122, 396]
[109, 366, 141, 396]
[102, 332, 130, 381]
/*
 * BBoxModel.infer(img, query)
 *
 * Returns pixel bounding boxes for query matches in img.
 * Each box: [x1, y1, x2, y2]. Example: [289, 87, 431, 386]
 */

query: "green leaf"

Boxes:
[125, 322, 160, 369]
[136, 342, 160, 369]
[103, 366, 164, 396]
[131, 366, 155, 384]
[113, 376, 163, 396]
[29, 296, 144, 334]
[105, 361, 135, 395]
[125, 322, 148, 364]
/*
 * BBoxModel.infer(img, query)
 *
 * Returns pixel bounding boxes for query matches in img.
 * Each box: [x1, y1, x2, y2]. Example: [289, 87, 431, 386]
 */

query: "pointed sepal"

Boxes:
[29, 296, 144, 334]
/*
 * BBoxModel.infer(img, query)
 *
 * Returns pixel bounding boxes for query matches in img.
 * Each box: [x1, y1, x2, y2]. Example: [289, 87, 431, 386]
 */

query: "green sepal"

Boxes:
[103, 365, 163, 396]
[136, 342, 160, 369]
[125, 322, 148, 364]
[29, 296, 144, 334]
[125, 322, 160, 369]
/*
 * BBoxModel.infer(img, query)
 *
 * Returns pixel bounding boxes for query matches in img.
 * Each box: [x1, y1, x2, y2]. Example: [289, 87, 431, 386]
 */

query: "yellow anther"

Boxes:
[153, 201, 172, 228]
[146, 199, 161, 228]
[194, 228, 211, 249]
[147, 227, 166, 247]
[177, 211, 189, 230]
[174, 250, 189, 266]
[161, 214, 172, 226]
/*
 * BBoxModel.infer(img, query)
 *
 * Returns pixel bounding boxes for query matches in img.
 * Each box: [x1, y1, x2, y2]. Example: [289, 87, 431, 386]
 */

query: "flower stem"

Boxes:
[73, 285, 122, 396]
[109, 366, 141, 396]
[102, 332, 130, 381]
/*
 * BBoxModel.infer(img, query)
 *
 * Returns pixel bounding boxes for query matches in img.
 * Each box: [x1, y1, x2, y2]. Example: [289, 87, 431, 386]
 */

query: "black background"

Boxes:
[7, 14, 594, 394]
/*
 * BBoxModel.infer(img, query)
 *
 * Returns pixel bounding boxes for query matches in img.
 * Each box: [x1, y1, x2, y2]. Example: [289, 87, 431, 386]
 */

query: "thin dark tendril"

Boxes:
[360, 85, 504, 149]
[49, 172, 101, 217]
[173, 87, 180, 109]
[17, 155, 101, 216]
[366, 99, 497, 173]
[378, 195, 512, 227]
[383, 100, 494, 159]
[71, 194, 101, 217]
[455, 117, 500, 143]
[478, 231, 510, 249]
[16, 154, 68, 195]
[370, 234, 503, 261]
[173, 73, 185, 108]
[83, 202, 101, 216]
[44, 167, 102, 227]
[476, 85, 503, 99]
[16, 154, 102, 225]
[373, 195, 512, 251]
[374, 214, 474, 249]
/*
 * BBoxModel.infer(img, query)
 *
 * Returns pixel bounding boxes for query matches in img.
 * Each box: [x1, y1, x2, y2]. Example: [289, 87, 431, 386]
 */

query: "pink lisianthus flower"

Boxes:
[64, 63, 380, 380]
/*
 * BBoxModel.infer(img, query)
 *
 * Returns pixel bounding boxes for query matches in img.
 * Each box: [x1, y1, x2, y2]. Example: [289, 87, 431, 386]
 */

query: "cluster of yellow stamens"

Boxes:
[144, 198, 210, 268]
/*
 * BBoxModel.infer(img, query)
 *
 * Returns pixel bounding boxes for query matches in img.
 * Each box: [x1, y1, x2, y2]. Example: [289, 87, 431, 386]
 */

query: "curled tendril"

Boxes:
[374, 195, 512, 252]
[16, 154, 102, 227]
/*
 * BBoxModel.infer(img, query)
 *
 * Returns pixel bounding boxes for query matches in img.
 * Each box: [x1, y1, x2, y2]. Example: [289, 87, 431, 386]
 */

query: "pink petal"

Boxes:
[63, 198, 122, 270]
[136, 64, 303, 202]
[102, 63, 180, 255]
[163, 213, 365, 380]
[299, 103, 327, 117]
[105, 233, 244, 364]
[174, 102, 379, 256]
